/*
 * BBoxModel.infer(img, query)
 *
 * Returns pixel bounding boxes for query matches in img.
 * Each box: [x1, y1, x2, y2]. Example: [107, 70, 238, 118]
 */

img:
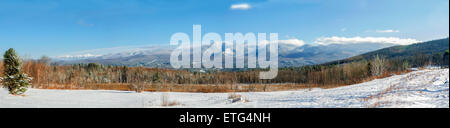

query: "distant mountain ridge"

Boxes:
[279, 42, 396, 66]
[55, 41, 407, 68]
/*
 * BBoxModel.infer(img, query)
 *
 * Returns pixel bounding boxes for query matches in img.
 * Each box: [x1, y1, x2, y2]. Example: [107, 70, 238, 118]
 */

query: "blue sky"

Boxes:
[0, 0, 448, 58]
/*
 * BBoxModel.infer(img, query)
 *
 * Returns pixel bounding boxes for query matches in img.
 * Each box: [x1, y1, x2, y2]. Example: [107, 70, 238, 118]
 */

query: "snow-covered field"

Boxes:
[1, 68, 448, 108]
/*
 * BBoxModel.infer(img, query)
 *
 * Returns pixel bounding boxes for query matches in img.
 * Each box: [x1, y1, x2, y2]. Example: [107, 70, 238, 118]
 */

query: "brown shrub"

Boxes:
[161, 94, 180, 106]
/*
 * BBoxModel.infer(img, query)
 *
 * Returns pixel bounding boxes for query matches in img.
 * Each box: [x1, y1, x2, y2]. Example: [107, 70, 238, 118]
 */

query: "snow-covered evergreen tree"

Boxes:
[2, 48, 32, 95]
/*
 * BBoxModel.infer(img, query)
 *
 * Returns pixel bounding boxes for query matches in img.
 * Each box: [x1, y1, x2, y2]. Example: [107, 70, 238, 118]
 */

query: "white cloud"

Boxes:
[341, 28, 347, 32]
[279, 39, 306, 46]
[254, 38, 306, 47]
[375, 29, 400, 33]
[57, 53, 101, 59]
[230, 3, 251, 10]
[314, 36, 420, 45]
[277, 39, 307, 54]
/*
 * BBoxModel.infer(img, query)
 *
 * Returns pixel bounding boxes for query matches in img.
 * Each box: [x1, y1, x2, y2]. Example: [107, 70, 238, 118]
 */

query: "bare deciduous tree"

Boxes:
[371, 55, 385, 76]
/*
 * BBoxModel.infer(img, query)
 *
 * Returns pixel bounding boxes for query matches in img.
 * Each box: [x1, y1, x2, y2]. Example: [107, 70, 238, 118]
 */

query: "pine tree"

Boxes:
[367, 61, 372, 76]
[2, 48, 32, 95]
[152, 71, 161, 83]
[444, 50, 449, 67]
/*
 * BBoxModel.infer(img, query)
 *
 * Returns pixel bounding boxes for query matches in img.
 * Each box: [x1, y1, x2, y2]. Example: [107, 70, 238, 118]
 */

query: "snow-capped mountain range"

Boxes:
[54, 41, 403, 67]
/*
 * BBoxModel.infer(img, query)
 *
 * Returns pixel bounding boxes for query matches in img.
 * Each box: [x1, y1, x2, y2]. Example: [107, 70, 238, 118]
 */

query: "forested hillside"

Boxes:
[324, 38, 449, 66]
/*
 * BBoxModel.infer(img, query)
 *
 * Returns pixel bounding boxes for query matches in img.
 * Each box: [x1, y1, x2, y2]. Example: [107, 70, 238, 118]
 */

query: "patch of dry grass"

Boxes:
[161, 94, 180, 107]
[363, 70, 420, 107]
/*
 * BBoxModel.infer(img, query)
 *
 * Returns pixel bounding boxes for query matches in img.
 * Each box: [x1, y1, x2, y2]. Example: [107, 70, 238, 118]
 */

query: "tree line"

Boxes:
[1, 48, 449, 93]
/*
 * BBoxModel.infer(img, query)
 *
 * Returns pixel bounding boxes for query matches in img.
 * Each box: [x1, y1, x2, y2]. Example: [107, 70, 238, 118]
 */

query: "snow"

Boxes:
[1, 68, 448, 108]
